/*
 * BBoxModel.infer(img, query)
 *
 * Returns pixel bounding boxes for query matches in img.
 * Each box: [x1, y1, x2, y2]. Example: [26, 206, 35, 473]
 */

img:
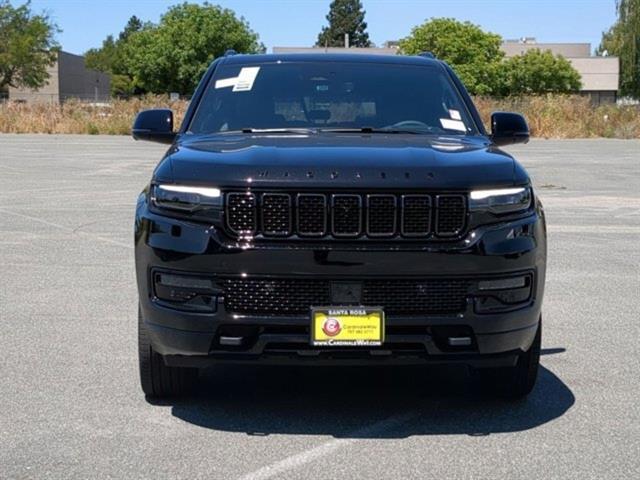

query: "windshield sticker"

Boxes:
[215, 77, 237, 89]
[440, 118, 467, 132]
[214, 67, 260, 91]
[233, 67, 260, 92]
[449, 109, 462, 120]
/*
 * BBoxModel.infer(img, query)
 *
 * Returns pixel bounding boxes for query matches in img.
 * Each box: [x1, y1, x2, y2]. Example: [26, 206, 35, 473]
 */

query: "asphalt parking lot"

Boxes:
[1, 135, 639, 479]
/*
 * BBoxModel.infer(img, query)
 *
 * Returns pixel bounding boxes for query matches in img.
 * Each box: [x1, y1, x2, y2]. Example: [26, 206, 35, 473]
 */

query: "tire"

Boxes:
[138, 306, 198, 398]
[476, 319, 541, 400]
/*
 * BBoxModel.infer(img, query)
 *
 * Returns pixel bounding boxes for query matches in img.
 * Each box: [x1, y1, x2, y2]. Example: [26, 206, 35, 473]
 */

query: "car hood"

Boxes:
[154, 133, 527, 189]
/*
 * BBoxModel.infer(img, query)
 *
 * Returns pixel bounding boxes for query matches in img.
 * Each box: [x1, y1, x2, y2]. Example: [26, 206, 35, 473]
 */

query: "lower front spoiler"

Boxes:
[146, 321, 539, 369]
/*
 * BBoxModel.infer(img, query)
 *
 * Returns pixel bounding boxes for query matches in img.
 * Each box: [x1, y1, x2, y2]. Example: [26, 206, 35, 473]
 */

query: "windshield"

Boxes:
[188, 61, 479, 135]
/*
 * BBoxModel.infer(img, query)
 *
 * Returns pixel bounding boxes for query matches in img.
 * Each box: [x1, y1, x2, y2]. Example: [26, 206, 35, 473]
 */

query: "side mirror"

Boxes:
[491, 112, 529, 146]
[132, 109, 176, 144]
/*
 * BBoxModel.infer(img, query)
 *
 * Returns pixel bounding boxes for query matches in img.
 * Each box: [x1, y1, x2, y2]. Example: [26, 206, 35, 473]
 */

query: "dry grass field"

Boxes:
[0, 94, 638, 138]
[474, 95, 640, 139]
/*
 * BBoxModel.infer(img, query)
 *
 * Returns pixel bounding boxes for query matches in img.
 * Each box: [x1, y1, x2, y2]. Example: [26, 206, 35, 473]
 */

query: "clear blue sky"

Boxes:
[30, 0, 617, 55]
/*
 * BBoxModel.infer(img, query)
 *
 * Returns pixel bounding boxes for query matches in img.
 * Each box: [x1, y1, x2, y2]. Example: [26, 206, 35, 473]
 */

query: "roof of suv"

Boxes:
[221, 53, 442, 68]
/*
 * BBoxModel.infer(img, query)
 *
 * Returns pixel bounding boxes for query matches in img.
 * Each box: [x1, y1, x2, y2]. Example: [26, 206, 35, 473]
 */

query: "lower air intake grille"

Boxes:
[221, 278, 472, 315]
[222, 279, 331, 314]
[363, 279, 471, 314]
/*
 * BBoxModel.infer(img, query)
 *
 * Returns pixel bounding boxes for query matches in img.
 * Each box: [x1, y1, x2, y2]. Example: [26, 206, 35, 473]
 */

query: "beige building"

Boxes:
[501, 39, 619, 104]
[273, 46, 399, 56]
[9, 51, 110, 104]
[274, 39, 619, 104]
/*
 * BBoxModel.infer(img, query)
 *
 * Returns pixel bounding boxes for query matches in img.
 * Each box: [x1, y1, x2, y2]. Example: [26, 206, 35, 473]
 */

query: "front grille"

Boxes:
[367, 195, 396, 236]
[221, 278, 472, 315]
[332, 195, 361, 237]
[225, 191, 467, 239]
[297, 194, 326, 236]
[436, 195, 466, 236]
[262, 194, 291, 236]
[401, 195, 431, 236]
[227, 193, 256, 235]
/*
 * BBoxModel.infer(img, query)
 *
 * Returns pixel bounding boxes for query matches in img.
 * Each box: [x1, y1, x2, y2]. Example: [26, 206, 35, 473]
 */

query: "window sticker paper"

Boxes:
[232, 67, 260, 92]
[440, 118, 467, 132]
[215, 77, 237, 89]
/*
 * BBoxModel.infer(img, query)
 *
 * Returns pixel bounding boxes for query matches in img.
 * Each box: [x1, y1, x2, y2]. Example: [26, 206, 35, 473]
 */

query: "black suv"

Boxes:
[133, 53, 546, 399]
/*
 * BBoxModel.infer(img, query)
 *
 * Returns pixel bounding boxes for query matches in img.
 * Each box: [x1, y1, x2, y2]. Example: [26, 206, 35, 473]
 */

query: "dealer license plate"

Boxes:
[311, 307, 384, 347]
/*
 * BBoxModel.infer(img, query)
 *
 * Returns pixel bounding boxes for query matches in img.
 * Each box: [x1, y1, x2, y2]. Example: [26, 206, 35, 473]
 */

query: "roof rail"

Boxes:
[418, 51, 436, 59]
[224, 49, 237, 57]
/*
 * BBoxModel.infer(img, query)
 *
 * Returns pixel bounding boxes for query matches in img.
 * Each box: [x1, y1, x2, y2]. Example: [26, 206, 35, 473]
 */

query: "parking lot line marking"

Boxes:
[547, 225, 640, 234]
[0, 208, 132, 249]
[237, 412, 416, 480]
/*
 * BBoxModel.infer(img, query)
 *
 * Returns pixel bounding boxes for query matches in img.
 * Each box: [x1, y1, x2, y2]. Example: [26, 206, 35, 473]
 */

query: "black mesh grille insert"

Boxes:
[401, 195, 431, 236]
[262, 194, 291, 236]
[224, 191, 468, 239]
[436, 195, 466, 236]
[363, 279, 471, 314]
[332, 195, 361, 236]
[221, 279, 331, 314]
[367, 195, 396, 236]
[226, 193, 256, 234]
[297, 194, 326, 236]
[221, 278, 472, 315]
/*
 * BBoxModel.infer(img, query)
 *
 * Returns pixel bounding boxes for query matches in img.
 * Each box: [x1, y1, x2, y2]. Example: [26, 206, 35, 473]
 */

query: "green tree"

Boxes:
[399, 18, 503, 95]
[85, 16, 145, 96]
[498, 49, 582, 95]
[118, 15, 143, 42]
[316, 0, 371, 47]
[597, 0, 639, 98]
[123, 2, 263, 94]
[0, 0, 59, 90]
[85, 35, 118, 73]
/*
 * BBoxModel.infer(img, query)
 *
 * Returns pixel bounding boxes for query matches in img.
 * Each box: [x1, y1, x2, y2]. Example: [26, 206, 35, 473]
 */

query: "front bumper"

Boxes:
[135, 200, 546, 368]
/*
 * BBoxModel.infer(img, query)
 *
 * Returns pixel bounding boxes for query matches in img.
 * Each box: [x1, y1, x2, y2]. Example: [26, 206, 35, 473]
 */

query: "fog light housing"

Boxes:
[478, 276, 527, 291]
[153, 271, 220, 312]
[475, 274, 533, 313]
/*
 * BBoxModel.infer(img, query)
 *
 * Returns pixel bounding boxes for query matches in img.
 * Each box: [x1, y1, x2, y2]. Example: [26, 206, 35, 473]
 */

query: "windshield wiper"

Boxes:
[239, 127, 317, 134]
[318, 127, 430, 135]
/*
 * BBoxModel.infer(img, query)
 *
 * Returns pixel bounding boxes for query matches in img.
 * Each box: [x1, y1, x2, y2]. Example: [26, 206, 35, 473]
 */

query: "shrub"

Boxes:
[473, 95, 640, 139]
[0, 95, 188, 134]
[0, 95, 638, 138]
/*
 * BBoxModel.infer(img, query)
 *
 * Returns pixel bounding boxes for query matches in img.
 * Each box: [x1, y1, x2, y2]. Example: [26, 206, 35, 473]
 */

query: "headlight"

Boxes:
[151, 184, 222, 213]
[469, 187, 532, 214]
